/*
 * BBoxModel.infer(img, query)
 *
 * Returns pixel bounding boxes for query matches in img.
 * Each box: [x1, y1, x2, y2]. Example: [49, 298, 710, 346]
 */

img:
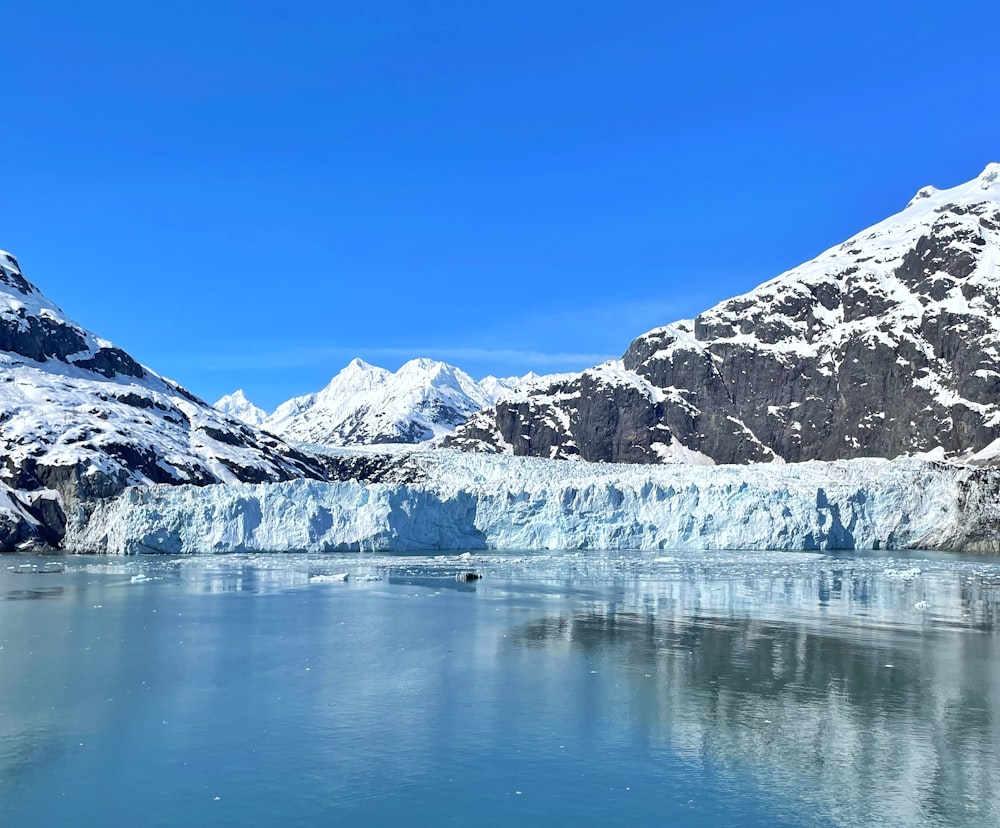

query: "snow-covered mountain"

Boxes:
[259, 358, 539, 446]
[478, 371, 542, 402]
[447, 164, 1000, 464]
[214, 389, 267, 427]
[0, 249, 325, 549]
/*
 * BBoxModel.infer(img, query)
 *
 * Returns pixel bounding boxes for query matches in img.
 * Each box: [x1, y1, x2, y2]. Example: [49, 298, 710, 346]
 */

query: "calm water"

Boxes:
[1, 549, 999, 827]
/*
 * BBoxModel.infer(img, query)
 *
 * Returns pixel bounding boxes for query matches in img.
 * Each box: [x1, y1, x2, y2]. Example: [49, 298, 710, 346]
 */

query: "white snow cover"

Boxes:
[214, 389, 267, 427]
[0, 250, 315, 491]
[262, 358, 545, 446]
[0, 356, 306, 488]
[69, 449, 1000, 555]
[478, 371, 542, 401]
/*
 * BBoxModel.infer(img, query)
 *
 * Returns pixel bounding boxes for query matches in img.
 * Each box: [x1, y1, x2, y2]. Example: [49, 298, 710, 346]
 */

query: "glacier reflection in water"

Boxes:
[0, 549, 998, 827]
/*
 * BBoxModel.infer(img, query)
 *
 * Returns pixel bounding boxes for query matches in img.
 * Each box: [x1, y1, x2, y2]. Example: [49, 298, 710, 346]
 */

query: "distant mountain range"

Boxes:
[216, 360, 542, 446]
[445, 163, 1000, 465]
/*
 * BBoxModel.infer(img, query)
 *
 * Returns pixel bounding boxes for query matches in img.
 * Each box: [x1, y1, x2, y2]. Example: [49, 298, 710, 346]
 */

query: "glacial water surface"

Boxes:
[1, 549, 999, 827]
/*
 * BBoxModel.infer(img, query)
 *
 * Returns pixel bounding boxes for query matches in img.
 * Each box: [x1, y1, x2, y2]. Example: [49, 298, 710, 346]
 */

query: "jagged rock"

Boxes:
[448, 164, 1000, 465]
[455, 572, 482, 581]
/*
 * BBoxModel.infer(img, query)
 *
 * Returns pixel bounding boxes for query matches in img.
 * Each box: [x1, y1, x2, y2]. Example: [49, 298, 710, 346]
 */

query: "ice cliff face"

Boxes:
[0, 250, 325, 550]
[259, 358, 539, 446]
[68, 449, 1000, 555]
[448, 164, 1000, 464]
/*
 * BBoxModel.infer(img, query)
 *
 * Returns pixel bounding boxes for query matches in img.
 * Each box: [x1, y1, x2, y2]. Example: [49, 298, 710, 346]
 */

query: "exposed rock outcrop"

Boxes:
[447, 164, 1000, 465]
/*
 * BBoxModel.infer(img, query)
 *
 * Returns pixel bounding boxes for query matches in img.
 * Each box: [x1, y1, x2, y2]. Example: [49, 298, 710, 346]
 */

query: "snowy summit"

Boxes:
[234, 358, 538, 447]
[214, 389, 268, 427]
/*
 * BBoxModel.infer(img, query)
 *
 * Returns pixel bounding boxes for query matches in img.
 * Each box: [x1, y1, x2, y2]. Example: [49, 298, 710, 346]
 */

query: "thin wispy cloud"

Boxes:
[172, 345, 617, 373]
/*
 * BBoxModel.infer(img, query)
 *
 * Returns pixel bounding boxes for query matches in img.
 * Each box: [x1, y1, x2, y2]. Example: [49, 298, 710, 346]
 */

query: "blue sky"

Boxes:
[2, 1, 998, 410]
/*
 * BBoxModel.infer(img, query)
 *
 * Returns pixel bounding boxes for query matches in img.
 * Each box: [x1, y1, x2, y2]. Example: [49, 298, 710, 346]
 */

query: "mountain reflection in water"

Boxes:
[505, 580, 1000, 827]
[0, 551, 998, 827]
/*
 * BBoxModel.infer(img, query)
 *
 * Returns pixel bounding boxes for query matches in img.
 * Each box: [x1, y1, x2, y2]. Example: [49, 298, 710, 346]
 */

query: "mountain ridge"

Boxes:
[218, 359, 542, 447]
[445, 164, 1000, 464]
[0, 251, 326, 550]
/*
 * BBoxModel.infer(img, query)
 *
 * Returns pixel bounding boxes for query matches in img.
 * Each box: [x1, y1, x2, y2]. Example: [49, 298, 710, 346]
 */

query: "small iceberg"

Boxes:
[884, 567, 921, 580]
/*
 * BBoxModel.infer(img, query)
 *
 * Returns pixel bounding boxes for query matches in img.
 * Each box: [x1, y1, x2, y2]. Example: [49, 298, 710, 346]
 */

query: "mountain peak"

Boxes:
[906, 185, 938, 208]
[326, 359, 391, 394]
[214, 389, 268, 427]
[0, 249, 40, 297]
[341, 357, 382, 373]
[448, 163, 1000, 465]
[400, 357, 445, 373]
[979, 161, 1000, 188]
[905, 163, 1000, 209]
[397, 358, 458, 384]
[0, 249, 23, 274]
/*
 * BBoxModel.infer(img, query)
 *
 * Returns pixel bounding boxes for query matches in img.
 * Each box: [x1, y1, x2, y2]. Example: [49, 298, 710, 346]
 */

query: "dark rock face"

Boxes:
[447, 168, 1000, 465]
[0, 312, 142, 378]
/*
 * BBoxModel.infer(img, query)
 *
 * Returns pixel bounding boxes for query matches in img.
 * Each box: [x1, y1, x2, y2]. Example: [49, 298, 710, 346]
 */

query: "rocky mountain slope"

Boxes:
[250, 358, 536, 446]
[447, 164, 1000, 465]
[0, 250, 325, 550]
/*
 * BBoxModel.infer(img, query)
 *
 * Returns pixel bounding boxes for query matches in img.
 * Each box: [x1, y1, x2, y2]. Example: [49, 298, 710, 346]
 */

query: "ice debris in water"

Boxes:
[884, 567, 921, 580]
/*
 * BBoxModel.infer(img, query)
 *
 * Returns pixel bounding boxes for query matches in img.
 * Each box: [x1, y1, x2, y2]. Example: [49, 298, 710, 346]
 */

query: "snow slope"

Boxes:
[0, 249, 325, 548]
[69, 448, 1000, 555]
[449, 164, 1000, 464]
[262, 358, 540, 446]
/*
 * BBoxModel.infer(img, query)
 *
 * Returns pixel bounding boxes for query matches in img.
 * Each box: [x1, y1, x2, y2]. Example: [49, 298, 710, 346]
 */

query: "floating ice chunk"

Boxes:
[309, 573, 349, 583]
[884, 567, 922, 580]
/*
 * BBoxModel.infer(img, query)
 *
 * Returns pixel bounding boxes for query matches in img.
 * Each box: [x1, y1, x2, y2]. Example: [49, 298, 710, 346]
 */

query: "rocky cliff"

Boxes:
[447, 164, 1000, 465]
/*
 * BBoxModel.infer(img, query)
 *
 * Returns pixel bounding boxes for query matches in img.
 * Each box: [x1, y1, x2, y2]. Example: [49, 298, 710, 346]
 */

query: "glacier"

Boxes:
[67, 449, 1000, 555]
